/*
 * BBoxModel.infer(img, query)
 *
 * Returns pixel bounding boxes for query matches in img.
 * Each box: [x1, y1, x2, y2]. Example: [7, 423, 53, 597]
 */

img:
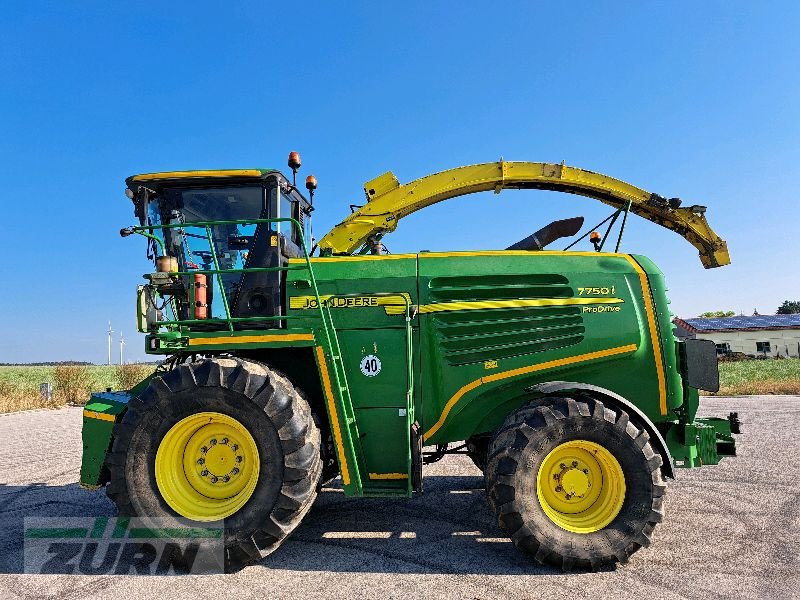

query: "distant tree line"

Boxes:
[777, 300, 800, 314]
[0, 361, 94, 366]
[0, 360, 162, 366]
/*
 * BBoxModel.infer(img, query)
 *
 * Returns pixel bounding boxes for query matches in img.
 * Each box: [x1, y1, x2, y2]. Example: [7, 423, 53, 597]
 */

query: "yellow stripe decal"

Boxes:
[423, 344, 638, 441]
[289, 254, 417, 263]
[315, 346, 351, 486]
[188, 333, 314, 347]
[289, 250, 622, 264]
[419, 297, 623, 314]
[83, 410, 116, 423]
[624, 256, 667, 415]
[368, 472, 408, 480]
[131, 169, 263, 181]
[418, 250, 623, 259]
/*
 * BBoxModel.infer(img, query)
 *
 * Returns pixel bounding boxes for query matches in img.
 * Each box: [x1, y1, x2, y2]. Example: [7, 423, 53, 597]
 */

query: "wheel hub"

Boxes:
[536, 439, 626, 534]
[200, 439, 241, 477]
[557, 462, 591, 499]
[156, 412, 260, 521]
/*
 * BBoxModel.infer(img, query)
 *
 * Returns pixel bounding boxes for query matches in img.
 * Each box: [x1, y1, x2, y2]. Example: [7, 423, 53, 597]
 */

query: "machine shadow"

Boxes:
[0, 481, 116, 574]
[0, 475, 563, 576]
[262, 474, 562, 576]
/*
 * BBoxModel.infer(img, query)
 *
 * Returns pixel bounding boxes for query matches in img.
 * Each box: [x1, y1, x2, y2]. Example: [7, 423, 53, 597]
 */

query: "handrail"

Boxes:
[133, 217, 322, 331]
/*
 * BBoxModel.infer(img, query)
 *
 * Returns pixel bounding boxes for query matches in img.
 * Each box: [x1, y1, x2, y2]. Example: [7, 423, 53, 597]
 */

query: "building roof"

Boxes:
[674, 314, 800, 333]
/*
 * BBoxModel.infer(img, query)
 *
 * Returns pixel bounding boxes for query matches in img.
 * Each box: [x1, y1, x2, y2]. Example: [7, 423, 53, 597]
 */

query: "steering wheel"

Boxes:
[192, 250, 214, 267]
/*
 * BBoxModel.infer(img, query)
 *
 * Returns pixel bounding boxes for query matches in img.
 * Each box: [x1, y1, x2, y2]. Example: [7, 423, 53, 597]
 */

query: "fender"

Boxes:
[526, 380, 675, 479]
[80, 391, 131, 488]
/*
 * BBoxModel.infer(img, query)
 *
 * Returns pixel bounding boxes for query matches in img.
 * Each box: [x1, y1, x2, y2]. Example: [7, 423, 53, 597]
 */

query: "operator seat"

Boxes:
[230, 220, 301, 329]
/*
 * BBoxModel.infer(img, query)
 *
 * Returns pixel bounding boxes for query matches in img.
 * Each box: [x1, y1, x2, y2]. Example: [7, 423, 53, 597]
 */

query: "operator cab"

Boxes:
[126, 169, 311, 330]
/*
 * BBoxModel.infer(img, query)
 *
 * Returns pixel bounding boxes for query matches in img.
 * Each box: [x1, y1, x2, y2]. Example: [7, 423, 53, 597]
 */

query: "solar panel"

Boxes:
[682, 314, 800, 331]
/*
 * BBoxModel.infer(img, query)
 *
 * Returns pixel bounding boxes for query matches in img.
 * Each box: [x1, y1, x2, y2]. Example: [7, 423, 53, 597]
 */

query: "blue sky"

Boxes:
[1, 1, 798, 363]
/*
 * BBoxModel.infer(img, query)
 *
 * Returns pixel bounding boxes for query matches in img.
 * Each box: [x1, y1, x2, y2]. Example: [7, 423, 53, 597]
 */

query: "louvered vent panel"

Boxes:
[428, 274, 584, 366]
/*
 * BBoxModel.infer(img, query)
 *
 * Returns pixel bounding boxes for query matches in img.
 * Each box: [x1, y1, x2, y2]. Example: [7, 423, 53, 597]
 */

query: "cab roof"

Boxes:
[125, 169, 282, 193]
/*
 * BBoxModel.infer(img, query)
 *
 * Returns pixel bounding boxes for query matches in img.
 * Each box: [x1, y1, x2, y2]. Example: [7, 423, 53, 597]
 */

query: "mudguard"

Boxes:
[526, 380, 675, 478]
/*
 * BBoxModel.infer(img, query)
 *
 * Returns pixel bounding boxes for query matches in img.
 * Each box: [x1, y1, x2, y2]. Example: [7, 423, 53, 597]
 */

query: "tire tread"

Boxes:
[485, 394, 667, 571]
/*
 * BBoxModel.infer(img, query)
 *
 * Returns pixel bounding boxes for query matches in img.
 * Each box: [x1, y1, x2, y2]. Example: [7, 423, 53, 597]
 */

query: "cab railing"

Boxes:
[131, 217, 323, 333]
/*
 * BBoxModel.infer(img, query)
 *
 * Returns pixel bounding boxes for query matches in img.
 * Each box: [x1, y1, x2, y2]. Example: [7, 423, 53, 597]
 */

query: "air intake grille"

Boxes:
[428, 274, 584, 366]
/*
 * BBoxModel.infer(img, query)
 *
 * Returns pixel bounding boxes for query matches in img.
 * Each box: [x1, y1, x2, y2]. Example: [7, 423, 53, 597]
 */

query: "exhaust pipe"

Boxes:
[506, 217, 584, 251]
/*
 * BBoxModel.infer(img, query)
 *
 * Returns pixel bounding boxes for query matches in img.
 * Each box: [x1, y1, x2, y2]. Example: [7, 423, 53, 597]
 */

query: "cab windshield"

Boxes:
[146, 184, 273, 319]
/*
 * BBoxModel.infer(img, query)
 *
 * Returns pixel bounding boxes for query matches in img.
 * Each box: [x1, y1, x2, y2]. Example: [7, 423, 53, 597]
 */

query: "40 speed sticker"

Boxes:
[359, 355, 382, 377]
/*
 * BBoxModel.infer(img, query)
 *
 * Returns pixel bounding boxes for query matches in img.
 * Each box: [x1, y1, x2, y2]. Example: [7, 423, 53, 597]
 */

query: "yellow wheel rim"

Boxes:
[155, 412, 260, 521]
[536, 439, 626, 533]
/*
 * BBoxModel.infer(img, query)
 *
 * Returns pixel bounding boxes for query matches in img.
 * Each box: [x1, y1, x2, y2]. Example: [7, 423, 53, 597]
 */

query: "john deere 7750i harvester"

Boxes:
[80, 155, 738, 571]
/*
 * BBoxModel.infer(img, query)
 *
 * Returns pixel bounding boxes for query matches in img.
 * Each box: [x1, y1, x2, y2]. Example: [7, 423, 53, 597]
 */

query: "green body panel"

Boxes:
[355, 408, 412, 495]
[144, 328, 318, 354]
[633, 255, 684, 415]
[287, 256, 419, 330]
[80, 393, 130, 488]
[415, 252, 670, 443]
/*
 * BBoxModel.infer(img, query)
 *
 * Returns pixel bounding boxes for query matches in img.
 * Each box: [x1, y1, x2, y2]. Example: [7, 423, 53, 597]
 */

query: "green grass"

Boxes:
[0, 365, 152, 413]
[710, 358, 800, 395]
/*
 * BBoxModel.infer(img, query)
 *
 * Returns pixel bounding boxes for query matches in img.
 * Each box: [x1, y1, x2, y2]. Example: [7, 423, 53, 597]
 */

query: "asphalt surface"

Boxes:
[0, 396, 797, 600]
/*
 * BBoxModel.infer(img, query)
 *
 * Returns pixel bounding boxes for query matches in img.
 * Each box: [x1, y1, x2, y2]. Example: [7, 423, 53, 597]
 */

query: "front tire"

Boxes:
[485, 395, 666, 571]
[106, 358, 321, 570]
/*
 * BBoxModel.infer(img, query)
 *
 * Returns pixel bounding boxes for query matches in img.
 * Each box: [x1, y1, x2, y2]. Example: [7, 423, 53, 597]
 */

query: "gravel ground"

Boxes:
[0, 396, 797, 600]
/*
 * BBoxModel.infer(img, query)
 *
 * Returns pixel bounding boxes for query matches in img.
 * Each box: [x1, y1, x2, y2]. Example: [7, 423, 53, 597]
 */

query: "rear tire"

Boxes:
[106, 358, 321, 571]
[485, 395, 666, 571]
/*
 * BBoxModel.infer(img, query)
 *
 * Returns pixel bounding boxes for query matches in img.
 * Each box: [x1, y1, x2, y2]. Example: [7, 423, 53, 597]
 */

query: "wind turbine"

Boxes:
[119, 331, 125, 365]
[107, 321, 113, 366]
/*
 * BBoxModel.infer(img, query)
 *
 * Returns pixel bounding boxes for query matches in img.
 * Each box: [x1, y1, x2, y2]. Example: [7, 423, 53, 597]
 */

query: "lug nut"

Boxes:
[231, 444, 239, 451]
[221, 437, 229, 445]
[582, 468, 589, 474]
[201, 470, 209, 476]
[559, 463, 566, 470]
[571, 461, 578, 467]
[200, 446, 208, 454]
[231, 468, 240, 475]
[552, 473, 560, 480]
[197, 458, 205, 465]
[222, 475, 230, 483]
[210, 476, 218, 483]
[210, 439, 217, 446]
[235, 456, 243, 463]
[555, 485, 562, 492]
